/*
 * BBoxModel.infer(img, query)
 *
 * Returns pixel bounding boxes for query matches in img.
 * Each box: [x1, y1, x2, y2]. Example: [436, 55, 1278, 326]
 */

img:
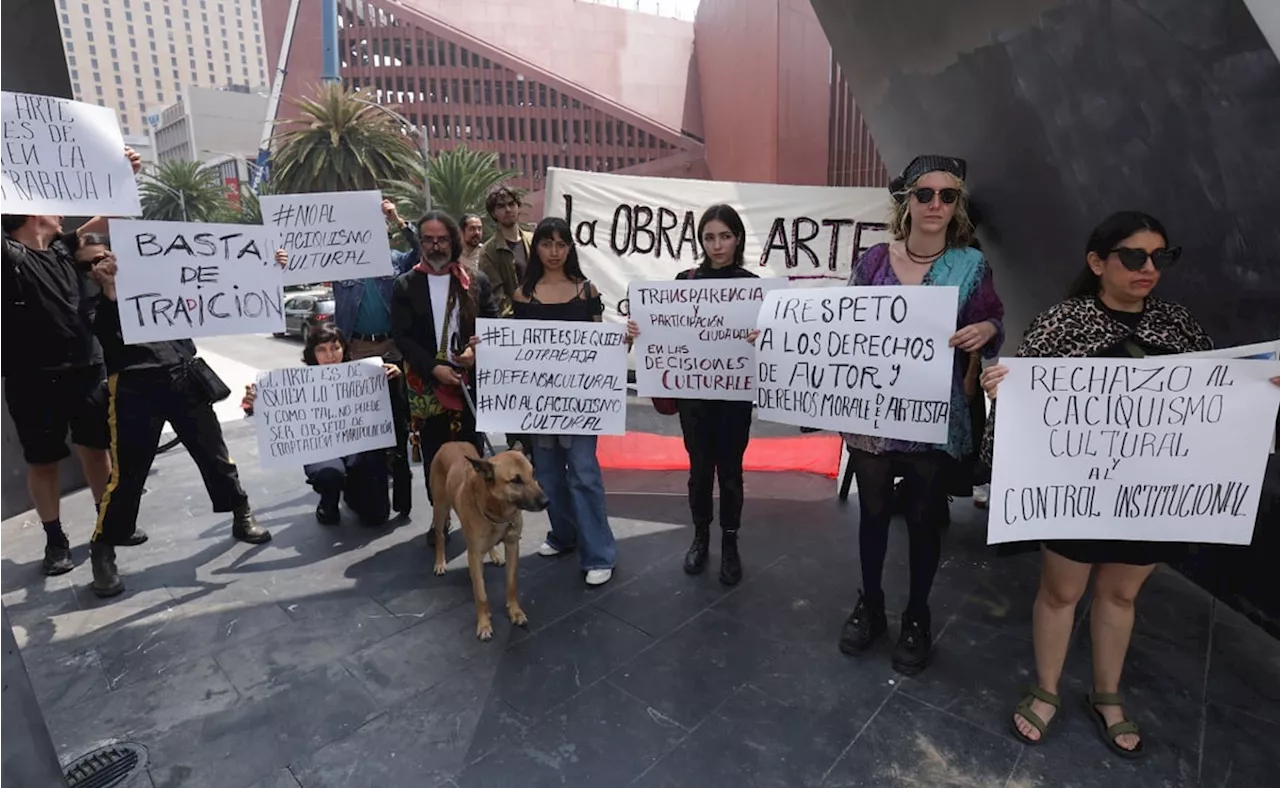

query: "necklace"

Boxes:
[904, 239, 945, 263]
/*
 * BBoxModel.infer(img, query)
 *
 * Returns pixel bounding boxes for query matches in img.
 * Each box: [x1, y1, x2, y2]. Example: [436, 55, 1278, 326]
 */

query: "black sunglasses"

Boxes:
[1110, 246, 1181, 271]
[910, 187, 961, 205]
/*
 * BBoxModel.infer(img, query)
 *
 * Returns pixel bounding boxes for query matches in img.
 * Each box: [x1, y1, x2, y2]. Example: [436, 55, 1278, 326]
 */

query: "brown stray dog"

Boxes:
[429, 441, 548, 641]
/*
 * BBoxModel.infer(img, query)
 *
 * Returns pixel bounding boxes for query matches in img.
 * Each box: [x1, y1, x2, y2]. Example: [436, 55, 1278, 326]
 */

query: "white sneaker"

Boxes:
[973, 484, 990, 509]
[537, 541, 562, 557]
[585, 569, 613, 586]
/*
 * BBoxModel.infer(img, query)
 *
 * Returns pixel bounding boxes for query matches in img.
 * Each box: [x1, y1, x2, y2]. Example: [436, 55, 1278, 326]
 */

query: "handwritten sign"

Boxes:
[260, 190, 393, 286]
[628, 278, 786, 401]
[754, 286, 959, 442]
[253, 359, 396, 468]
[988, 358, 1280, 545]
[475, 318, 629, 435]
[111, 219, 284, 343]
[1, 91, 141, 216]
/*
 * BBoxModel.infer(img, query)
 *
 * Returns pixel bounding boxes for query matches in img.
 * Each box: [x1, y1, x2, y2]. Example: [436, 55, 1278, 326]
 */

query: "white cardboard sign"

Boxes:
[754, 285, 959, 443]
[253, 359, 396, 468]
[629, 278, 786, 401]
[1, 91, 141, 216]
[259, 190, 394, 286]
[988, 357, 1280, 545]
[475, 318, 629, 435]
[111, 219, 284, 342]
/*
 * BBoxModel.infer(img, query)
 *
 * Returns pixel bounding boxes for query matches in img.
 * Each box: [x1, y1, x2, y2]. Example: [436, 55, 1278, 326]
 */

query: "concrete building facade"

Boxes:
[54, 0, 270, 144]
[152, 83, 269, 164]
[259, 0, 887, 191]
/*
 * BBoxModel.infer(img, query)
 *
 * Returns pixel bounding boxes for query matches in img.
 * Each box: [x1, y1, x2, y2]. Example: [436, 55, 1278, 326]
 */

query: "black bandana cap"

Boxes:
[889, 155, 968, 203]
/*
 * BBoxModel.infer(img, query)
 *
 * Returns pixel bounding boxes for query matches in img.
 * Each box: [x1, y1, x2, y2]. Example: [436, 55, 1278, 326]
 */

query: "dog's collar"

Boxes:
[480, 504, 518, 529]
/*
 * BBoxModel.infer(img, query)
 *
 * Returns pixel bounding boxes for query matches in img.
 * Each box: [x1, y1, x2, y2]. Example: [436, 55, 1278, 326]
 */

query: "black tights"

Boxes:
[850, 448, 950, 616]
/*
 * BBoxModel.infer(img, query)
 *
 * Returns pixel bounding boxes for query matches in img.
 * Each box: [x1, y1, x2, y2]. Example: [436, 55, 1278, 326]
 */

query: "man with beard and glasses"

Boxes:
[391, 211, 499, 542]
[2, 147, 141, 576]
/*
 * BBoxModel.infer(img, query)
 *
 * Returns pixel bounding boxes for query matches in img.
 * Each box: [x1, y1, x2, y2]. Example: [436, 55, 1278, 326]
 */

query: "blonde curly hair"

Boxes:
[888, 174, 974, 248]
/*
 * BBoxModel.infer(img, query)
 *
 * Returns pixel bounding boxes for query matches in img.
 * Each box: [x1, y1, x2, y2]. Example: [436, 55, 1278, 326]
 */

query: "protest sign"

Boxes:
[542, 168, 889, 322]
[987, 357, 1280, 545]
[754, 286, 959, 443]
[475, 318, 629, 435]
[259, 190, 393, 286]
[629, 278, 786, 401]
[253, 359, 396, 468]
[111, 219, 284, 342]
[1, 91, 141, 216]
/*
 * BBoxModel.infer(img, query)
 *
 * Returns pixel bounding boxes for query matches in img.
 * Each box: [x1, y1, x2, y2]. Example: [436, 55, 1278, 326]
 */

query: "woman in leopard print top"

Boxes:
[982, 211, 1279, 759]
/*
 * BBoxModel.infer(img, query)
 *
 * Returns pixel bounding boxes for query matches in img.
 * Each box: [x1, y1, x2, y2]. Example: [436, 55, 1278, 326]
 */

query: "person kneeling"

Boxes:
[245, 324, 401, 526]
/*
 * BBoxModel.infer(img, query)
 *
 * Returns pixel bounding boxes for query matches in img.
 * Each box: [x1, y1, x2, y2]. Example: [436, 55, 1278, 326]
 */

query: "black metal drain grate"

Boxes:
[63, 742, 148, 788]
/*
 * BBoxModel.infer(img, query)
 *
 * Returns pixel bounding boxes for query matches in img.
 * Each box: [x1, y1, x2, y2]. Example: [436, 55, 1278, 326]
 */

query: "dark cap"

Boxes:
[889, 155, 968, 203]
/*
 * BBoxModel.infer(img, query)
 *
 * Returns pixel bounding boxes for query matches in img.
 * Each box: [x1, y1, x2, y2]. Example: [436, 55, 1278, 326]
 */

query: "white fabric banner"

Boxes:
[1, 91, 141, 216]
[111, 219, 285, 342]
[629, 278, 786, 401]
[987, 357, 1280, 545]
[253, 359, 396, 468]
[475, 318, 629, 435]
[259, 190, 394, 286]
[754, 285, 959, 443]
[542, 168, 889, 322]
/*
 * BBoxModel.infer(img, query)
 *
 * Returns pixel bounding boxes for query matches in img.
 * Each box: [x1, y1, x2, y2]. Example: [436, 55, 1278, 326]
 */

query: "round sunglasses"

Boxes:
[909, 187, 961, 205]
[1110, 246, 1181, 271]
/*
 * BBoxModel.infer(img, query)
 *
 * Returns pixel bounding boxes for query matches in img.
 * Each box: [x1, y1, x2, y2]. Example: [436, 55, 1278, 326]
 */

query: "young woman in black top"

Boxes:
[511, 217, 618, 586]
[626, 204, 756, 585]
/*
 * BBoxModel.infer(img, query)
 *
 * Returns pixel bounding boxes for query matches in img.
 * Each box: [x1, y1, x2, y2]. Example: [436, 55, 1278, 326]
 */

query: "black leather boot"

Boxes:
[892, 609, 933, 675]
[683, 523, 710, 575]
[42, 543, 73, 576]
[123, 528, 149, 546]
[89, 542, 124, 598]
[838, 591, 887, 655]
[231, 502, 272, 544]
[315, 488, 341, 525]
[718, 529, 742, 586]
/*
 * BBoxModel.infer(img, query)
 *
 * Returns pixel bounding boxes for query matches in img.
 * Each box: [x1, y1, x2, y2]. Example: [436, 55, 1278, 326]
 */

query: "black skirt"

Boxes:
[1042, 539, 1190, 567]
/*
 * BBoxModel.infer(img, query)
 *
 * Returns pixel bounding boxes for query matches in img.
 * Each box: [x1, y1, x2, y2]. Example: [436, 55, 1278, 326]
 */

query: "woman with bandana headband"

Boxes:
[836, 155, 1006, 675]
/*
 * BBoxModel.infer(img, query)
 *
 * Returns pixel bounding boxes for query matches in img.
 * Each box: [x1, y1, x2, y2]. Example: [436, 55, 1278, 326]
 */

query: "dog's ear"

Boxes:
[510, 440, 524, 454]
[467, 456, 495, 483]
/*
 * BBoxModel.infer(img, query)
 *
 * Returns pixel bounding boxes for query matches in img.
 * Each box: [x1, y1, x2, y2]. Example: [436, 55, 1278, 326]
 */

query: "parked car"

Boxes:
[277, 293, 336, 338]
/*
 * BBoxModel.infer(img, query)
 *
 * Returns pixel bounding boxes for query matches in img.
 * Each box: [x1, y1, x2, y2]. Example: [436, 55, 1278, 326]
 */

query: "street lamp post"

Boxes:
[352, 96, 431, 211]
[145, 178, 188, 221]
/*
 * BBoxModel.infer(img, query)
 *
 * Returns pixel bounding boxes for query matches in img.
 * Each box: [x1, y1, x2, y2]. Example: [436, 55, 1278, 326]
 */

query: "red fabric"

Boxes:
[414, 259, 472, 290]
[596, 432, 843, 479]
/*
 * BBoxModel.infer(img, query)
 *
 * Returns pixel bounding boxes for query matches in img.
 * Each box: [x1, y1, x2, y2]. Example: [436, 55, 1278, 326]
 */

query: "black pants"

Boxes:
[93, 369, 247, 545]
[306, 451, 390, 526]
[418, 407, 478, 503]
[850, 448, 950, 615]
[678, 400, 753, 532]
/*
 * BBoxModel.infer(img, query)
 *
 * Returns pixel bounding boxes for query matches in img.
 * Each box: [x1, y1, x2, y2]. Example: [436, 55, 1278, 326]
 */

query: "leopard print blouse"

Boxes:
[980, 295, 1212, 465]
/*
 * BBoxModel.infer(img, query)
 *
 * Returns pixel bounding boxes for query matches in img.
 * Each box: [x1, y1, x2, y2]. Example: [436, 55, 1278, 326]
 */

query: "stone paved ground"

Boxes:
[3, 418, 1278, 787]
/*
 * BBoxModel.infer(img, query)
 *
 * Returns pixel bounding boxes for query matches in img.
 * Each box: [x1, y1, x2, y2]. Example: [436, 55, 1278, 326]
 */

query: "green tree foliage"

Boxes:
[139, 160, 231, 222]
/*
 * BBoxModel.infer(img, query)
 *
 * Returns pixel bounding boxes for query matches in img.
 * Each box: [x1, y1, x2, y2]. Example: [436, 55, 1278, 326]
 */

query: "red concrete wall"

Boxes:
[776, 0, 834, 185]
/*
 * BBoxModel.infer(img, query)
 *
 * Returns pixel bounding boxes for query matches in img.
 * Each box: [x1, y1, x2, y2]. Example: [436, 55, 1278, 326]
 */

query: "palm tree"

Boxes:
[268, 83, 422, 194]
[382, 145, 521, 222]
[139, 160, 232, 222]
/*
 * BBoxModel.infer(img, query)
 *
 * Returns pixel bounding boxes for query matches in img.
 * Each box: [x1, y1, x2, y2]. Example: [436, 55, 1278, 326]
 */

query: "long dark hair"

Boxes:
[302, 323, 348, 365]
[416, 210, 464, 264]
[1067, 211, 1169, 298]
[697, 203, 746, 267]
[520, 217, 585, 297]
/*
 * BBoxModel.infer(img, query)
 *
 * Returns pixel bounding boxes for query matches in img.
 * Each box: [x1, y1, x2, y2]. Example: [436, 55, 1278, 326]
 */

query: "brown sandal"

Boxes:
[1084, 691, 1146, 759]
[1010, 685, 1060, 745]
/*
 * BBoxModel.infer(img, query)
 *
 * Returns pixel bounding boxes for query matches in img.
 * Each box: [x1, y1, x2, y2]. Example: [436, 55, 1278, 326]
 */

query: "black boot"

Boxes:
[683, 523, 710, 575]
[838, 591, 887, 655]
[231, 502, 272, 544]
[892, 609, 933, 675]
[718, 529, 742, 586]
[123, 528, 149, 546]
[315, 488, 341, 525]
[41, 543, 73, 576]
[89, 542, 124, 598]
[392, 466, 413, 517]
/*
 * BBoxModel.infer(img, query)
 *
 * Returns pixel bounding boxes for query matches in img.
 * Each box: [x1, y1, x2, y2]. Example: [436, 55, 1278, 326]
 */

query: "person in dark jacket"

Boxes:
[81, 234, 284, 598]
[625, 204, 757, 586]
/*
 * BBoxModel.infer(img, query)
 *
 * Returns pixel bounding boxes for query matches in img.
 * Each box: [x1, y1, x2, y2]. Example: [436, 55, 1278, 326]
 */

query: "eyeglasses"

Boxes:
[421, 236, 451, 248]
[910, 187, 961, 205]
[1110, 246, 1181, 271]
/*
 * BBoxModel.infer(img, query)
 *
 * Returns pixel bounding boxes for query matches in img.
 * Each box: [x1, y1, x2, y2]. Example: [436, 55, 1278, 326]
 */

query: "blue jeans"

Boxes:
[532, 435, 616, 571]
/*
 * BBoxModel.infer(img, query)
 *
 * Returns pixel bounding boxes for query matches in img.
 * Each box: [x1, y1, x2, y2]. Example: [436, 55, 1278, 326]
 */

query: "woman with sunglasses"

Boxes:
[511, 217, 618, 586]
[836, 155, 1005, 676]
[980, 211, 1248, 758]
